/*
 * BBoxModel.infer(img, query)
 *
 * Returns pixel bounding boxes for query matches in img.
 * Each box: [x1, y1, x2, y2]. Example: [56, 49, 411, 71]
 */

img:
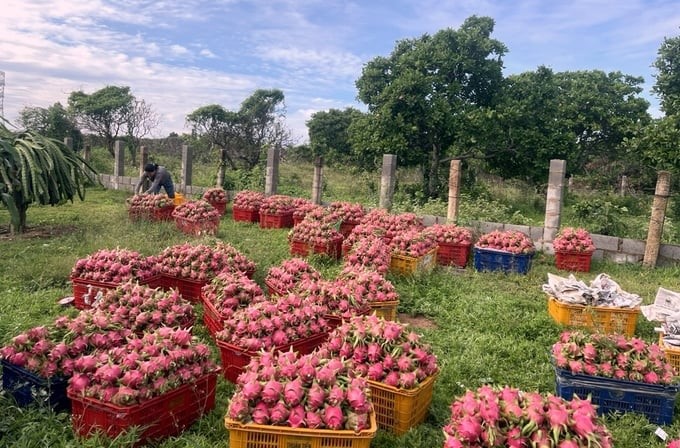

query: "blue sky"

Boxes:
[2, 0, 679, 143]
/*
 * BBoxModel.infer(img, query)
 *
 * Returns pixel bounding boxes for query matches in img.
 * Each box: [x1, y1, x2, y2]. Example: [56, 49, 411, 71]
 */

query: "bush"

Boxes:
[571, 198, 628, 236]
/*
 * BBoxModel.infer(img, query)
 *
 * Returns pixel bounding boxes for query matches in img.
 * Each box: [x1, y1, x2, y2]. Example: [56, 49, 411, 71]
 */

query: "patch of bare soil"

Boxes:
[398, 313, 438, 329]
[0, 224, 80, 241]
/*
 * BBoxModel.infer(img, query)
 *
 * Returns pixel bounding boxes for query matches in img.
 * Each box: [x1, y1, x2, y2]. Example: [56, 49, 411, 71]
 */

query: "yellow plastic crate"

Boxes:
[225, 412, 376, 448]
[390, 248, 437, 276]
[368, 300, 399, 321]
[547, 296, 639, 337]
[368, 373, 437, 435]
[659, 334, 680, 374]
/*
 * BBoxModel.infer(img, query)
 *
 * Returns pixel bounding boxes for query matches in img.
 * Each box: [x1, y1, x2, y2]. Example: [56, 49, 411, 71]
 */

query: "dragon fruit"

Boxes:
[443, 386, 612, 448]
[215, 293, 329, 351]
[319, 314, 439, 389]
[226, 349, 373, 430]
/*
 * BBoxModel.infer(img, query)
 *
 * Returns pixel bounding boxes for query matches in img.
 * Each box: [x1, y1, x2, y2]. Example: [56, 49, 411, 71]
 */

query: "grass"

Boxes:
[2, 186, 680, 446]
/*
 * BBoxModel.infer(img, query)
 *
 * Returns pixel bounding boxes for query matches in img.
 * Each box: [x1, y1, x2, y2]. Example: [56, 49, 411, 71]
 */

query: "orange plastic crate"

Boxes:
[368, 373, 437, 435]
[69, 373, 217, 446]
[436, 243, 470, 268]
[547, 296, 639, 337]
[225, 412, 376, 448]
[555, 250, 593, 272]
[390, 248, 437, 275]
[368, 300, 399, 321]
[659, 334, 680, 373]
[259, 212, 294, 229]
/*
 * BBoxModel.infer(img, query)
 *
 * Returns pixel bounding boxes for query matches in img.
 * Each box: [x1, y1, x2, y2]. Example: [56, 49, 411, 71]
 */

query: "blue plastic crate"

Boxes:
[555, 367, 678, 424]
[1, 360, 70, 412]
[473, 248, 533, 275]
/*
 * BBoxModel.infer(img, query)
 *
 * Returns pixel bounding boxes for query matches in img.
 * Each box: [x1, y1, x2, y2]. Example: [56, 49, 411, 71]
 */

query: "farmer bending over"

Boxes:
[136, 163, 175, 198]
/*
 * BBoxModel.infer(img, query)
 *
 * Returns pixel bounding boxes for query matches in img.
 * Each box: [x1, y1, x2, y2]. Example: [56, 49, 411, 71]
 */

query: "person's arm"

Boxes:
[135, 175, 146, 194]
[145, 175, 162, 194]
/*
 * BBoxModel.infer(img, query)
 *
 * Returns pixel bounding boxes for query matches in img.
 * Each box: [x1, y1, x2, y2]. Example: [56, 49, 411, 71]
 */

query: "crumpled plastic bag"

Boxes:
[542, 272, 642, 308]
[641, 287, 680, 322]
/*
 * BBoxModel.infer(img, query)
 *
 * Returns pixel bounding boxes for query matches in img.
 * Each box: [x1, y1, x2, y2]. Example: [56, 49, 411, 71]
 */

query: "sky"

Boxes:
[1, 0, 679, 144]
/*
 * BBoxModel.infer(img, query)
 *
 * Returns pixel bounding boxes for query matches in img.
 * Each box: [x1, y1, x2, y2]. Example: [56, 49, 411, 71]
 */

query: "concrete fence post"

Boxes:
[265, 147, 280, 196]
[63, 137, 73, 150]
[181, 145, 192, 193]
[643, 171, 671, 268]
[379, 154, 397, 211]
[139, 146, 148, 175]
[83, 145, 91, 162]
[620, 175, 628, 196]
[542, 159, 567, 251]
[447, 159, 462, 223]
[113, 140, 125, 190]
[312, 157, 323, 205]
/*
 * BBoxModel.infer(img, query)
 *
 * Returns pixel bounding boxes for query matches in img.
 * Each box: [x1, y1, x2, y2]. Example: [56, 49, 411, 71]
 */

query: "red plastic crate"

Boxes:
[71, 277, 119, 310]
[293, 216, 304, 226]
[339, 220, 360, 237]
[159, 275, 207, 303]
[174, 216, 220, 236]
[289, 237, 344, 260]
[208, 200, 227, 216]
[232, 207, 259, 223]
[202, 296, 225, 337]
[69, 373, 217, 446]
[217, 333, 328, 383]
[436, 242, 471, 268]
[259, 212, 294, 229]
[264, 279, 286, 297]
[151, 206, 175, 221]
[555, 250, 592, 272]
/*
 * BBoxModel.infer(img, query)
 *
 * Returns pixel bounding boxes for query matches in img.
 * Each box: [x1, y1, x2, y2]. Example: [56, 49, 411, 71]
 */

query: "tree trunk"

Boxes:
[427, 143, 440, 197]
[10, 203, 28, 235]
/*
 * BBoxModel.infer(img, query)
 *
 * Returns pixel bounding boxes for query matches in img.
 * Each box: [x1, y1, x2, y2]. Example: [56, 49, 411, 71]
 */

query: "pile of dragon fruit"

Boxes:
[171, 199, 221, 221]
[214, 293, 330, 351]
[70, 248, 158, 283]
[201, 270, 266, 320]
[68, 327, 218, 406]
[233, 190, 265, 211]
[264, 258, 321, 295]
[202, 187, 228, 204]
[153, 241, 255, 281]
[227, 349, 372, 430]
[259, 194, 296, 215]
[126, 193, 174, 215]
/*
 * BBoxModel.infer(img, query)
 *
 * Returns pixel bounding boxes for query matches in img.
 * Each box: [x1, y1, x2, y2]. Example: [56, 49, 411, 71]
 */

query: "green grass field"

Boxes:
[2, 187, 680, 447]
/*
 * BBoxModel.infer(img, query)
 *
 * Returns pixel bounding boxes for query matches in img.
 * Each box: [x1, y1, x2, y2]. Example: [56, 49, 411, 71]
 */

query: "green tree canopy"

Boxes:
[18, 102, 83, 150]
[653, 35, 680, 116]
[353, 15, 507, 196]
[186, 89, 291, 171]
[307, 108, 364, 164]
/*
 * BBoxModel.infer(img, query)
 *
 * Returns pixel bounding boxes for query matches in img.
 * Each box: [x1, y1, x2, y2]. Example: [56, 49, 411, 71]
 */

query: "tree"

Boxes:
[353, 16, 507, 197]
[307, 108, 363, 164]
[186, 89, 292, 171]
[68, 86, 158, 159]
[18, 103, 83, 150]
[478, 68, 649, 183]
[653, 35, 680, 116]
[126, 99, 160, 163]
[0, 122, 97, 234]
